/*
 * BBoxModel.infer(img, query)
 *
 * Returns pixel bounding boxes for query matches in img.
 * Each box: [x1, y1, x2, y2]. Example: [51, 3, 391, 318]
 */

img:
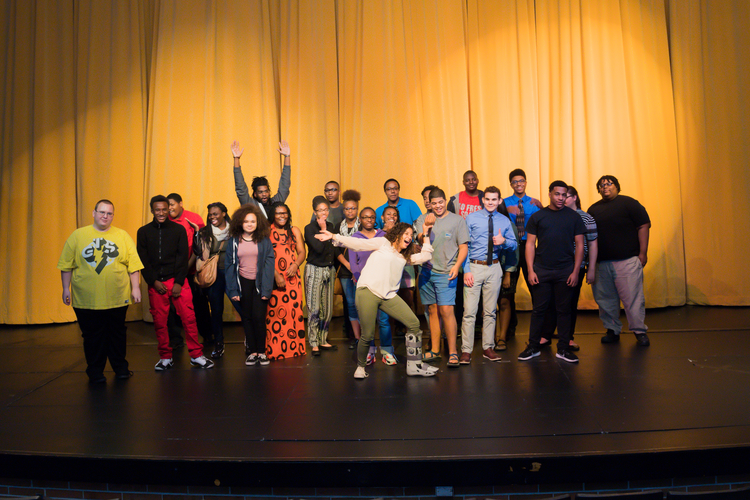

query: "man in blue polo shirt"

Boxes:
[375, 178, 423, 228]
[503, 168, 543, 336]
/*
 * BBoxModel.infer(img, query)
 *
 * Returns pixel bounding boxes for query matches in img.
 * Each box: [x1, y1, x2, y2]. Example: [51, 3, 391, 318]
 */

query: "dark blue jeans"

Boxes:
[205, 267, 242, 345]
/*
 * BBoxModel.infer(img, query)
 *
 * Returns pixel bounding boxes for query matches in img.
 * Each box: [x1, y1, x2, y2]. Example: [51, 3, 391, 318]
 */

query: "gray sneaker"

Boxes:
[245, 353, 259, 366]
[258, 353, 270, 366]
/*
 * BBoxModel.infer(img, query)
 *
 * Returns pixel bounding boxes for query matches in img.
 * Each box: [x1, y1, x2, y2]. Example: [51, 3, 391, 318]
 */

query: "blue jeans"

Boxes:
[340, 278, 359, 321]
[205, 267, 242, 345]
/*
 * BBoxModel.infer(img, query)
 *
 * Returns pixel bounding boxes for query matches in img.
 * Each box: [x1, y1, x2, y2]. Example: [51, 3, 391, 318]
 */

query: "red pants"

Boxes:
[148, 278, 203, 359]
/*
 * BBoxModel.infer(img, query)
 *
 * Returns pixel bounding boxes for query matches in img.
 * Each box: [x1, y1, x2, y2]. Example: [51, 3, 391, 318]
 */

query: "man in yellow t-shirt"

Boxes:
[58, 199, 143, 384]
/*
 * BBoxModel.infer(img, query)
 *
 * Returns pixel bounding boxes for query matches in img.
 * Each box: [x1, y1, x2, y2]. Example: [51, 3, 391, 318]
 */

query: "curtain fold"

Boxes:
[536, 0, 684, 308]
[1, 0, 77, 323]
[337, 0, 472, 207]
[1, 0, 748, 323]
[465, 0, 540, 309]
[669, 0, 750, 305]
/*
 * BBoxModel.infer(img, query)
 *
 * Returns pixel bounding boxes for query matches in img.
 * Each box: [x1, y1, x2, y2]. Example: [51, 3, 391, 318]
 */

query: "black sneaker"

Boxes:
[601, 329, 620, 343]
[211, 343, 225, 359]
[190, 356, 215, 369]
[556, 350, 579, 363]
[635, 333, 650, 346]
[518, 345, 540, 361]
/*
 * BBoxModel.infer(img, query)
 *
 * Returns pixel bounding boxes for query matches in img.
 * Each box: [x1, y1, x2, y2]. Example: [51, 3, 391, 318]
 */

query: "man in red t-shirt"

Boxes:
[166, 193, 211, 346]
[448, 170, 484, 219]
[446, 171, 485, 331]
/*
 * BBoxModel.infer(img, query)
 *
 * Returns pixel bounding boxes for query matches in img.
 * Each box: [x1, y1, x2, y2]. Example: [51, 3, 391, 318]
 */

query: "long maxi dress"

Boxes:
[266, 225, 306, 359]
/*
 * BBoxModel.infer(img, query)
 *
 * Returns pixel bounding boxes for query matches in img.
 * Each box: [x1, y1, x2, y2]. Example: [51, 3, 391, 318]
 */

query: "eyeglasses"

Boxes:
[343, 207, 358, 211]
[385, 186, 399, 191]
[96, 211, 113, 217]
[324, 188, 338, 193]
[510, 180, 526, 186]
[360, 215, 376, 220]
[599, 181, 614, 188]
[315, 208, 329, 213]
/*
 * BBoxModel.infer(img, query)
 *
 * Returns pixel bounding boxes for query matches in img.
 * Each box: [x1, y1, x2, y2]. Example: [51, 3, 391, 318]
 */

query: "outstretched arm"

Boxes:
[231, 141, 252, 205]
[274, 140, 291, 203]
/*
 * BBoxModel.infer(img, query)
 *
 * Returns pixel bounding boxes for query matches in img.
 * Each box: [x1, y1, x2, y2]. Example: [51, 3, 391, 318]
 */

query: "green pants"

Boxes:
[355, 286, 421, 367]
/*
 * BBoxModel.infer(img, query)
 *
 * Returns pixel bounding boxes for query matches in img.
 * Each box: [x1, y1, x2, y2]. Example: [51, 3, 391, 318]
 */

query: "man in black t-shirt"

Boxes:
[587, 175, 651, 346]
[518, 181, 585, 363]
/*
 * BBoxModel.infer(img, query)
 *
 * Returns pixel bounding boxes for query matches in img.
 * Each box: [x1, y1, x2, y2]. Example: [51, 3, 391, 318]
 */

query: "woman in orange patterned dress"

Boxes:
[266, 202, 307, 359]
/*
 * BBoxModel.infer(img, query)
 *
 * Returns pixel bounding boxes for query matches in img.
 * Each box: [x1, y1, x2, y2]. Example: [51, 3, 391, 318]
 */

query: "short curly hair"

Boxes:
[342, 189, 361, 203]
[228, 204, 270, 242]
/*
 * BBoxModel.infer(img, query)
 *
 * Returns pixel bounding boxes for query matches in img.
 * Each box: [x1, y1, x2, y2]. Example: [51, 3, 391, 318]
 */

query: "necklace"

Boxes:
[241, 236, 253, 242]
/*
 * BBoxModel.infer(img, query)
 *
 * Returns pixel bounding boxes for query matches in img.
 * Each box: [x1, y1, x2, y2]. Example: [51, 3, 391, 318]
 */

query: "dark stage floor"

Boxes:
[1, 306, 749, 487]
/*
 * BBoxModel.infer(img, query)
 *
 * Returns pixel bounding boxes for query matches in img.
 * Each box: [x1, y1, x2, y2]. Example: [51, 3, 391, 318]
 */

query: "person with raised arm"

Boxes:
[315, 218, 439, 379]
[231, 140, 291, 220]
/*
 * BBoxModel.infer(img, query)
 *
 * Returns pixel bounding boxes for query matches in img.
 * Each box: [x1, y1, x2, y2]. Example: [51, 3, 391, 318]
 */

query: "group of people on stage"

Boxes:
[58, 140, 651, 383]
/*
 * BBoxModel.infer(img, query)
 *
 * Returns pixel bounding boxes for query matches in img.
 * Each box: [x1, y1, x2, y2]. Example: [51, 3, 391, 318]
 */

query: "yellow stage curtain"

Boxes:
[535, 0, 685, 308]
[464, 0, 540, 309]
[669, 0, 750, 305]
[0, 1, 153, 323]
[1, 1, 77, 323]
[337, 0, 472, 208]
[1, 0, 749, 324]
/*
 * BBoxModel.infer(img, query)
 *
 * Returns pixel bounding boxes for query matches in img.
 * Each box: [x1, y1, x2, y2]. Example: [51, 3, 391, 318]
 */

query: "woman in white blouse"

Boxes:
[315, 219, 439, 379]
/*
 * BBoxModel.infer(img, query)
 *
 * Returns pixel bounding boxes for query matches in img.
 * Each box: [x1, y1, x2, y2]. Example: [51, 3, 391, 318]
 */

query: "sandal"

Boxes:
[447, 353, 460, 368]
[423, 350, 441, 363]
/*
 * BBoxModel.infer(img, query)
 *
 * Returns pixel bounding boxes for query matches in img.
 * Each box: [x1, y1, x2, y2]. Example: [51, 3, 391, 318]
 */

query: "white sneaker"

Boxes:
[190, 355, 215, 369]
[258, 353, 270, 366]
[353, 366, 368, 379]
[406, 361, 438, 377]
[154, 358, 173, 371]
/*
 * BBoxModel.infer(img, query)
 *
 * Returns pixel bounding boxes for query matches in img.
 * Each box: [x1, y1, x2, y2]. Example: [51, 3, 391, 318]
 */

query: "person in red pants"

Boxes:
[137, 195, 214, 370]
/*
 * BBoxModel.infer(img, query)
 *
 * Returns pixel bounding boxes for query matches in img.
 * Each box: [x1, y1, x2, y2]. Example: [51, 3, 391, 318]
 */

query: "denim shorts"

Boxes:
[418, 267, 457, 306]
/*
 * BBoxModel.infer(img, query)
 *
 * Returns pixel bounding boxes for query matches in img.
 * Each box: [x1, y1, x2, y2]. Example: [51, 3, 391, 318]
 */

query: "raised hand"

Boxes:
[506, 205, 519, 216]
[531, 198, 543, 209]
[230, 140, 244, 158]
[277, 140, 290, 156]
[492, 228, 505, 246]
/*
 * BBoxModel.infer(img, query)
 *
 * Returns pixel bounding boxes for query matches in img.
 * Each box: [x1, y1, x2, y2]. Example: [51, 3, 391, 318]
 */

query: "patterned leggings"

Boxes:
[304, 264, 334, 347]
